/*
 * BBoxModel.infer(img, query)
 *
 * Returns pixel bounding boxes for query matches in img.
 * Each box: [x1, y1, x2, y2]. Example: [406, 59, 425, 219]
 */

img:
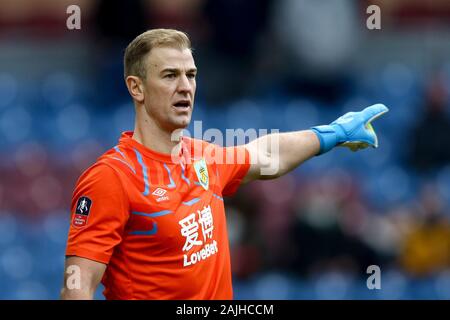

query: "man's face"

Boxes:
[142, 47, 197, 133]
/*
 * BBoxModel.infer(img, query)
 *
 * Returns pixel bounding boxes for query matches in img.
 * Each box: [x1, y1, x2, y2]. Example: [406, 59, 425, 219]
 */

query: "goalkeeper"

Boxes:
[61, 28, 388, 300]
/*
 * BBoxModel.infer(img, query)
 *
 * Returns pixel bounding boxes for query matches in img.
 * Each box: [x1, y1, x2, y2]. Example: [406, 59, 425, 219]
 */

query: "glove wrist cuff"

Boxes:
[311, 125, 339, 155]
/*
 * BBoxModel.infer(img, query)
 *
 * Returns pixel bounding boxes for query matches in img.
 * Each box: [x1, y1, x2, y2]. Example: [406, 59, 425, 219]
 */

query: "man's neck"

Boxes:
[132, 115, 183, 155]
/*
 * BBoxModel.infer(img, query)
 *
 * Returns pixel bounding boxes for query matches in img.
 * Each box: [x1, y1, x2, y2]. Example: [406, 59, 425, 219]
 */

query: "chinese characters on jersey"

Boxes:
[179, 205, 218, 267]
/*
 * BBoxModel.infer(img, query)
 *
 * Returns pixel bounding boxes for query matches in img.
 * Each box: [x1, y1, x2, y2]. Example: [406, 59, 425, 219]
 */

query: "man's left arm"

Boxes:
[243, 104, 389, 183]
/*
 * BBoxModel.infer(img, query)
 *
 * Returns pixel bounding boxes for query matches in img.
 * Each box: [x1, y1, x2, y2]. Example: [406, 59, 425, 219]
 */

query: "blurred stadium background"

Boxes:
[1, 0, 450, 300]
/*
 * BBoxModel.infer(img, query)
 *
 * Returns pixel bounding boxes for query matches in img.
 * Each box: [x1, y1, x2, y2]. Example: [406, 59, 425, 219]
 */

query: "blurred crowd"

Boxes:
[0, 0, 450, 299]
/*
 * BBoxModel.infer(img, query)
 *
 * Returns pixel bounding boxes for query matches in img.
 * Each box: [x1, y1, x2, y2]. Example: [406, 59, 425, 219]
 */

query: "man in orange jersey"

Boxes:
[61, 29, 388, 299]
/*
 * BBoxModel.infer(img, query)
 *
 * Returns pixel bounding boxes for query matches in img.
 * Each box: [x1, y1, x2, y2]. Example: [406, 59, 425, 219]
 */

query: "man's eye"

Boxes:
[187, 74, 196, 79]
[165, 74, 176, 79]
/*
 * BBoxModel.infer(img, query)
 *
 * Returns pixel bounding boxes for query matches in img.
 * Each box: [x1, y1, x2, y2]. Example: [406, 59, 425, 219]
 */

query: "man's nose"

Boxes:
[177, 74, 192, 93]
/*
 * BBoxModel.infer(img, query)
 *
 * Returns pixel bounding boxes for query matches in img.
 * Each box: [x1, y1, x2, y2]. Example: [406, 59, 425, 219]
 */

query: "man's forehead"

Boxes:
[147, 47, 195, 70]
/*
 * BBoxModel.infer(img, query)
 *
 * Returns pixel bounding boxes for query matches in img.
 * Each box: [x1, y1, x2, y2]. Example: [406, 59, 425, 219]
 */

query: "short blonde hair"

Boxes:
[124, 28, 191, 79]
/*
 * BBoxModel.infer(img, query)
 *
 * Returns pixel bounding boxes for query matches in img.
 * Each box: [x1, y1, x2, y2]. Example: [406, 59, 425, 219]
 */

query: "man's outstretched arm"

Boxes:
[243, 104, 389, 182]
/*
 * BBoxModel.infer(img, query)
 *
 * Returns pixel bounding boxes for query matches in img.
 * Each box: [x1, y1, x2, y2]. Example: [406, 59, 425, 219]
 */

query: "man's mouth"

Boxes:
[173, 100, 191, 109]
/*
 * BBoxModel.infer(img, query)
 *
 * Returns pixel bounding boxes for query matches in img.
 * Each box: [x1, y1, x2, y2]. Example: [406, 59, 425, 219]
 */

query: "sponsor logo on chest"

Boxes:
[178, 204, 218, 267]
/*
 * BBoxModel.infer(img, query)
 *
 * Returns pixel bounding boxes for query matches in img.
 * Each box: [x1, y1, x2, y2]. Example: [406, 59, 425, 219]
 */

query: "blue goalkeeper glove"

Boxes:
[311, 103, 389, 155]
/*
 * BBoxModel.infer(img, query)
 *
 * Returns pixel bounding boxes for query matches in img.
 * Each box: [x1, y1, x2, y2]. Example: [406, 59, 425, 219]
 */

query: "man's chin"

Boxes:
[177, 119, 191, 129]
[168, 119, 191, 132]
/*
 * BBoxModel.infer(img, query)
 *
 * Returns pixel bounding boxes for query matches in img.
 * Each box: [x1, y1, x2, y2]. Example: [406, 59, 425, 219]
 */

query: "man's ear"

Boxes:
[125, 76, 145, 103]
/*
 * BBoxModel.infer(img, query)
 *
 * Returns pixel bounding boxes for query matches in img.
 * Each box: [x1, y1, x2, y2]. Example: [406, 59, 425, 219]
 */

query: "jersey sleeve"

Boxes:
[65, 163, 129, 264]
[215, 145, 251, 197]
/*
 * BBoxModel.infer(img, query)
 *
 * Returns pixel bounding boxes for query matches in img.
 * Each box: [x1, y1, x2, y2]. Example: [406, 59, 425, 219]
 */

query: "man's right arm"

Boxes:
[60, 256, 107, 300]
[63, 163, 129, 299]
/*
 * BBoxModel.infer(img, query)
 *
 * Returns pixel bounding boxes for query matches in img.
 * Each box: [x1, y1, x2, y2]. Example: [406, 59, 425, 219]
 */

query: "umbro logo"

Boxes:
[152, 188, 169, 202]
[152, 188, 167, 197]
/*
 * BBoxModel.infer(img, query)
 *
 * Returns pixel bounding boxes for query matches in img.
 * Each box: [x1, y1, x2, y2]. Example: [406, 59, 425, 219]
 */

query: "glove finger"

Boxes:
[361, 104, 389, 124]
